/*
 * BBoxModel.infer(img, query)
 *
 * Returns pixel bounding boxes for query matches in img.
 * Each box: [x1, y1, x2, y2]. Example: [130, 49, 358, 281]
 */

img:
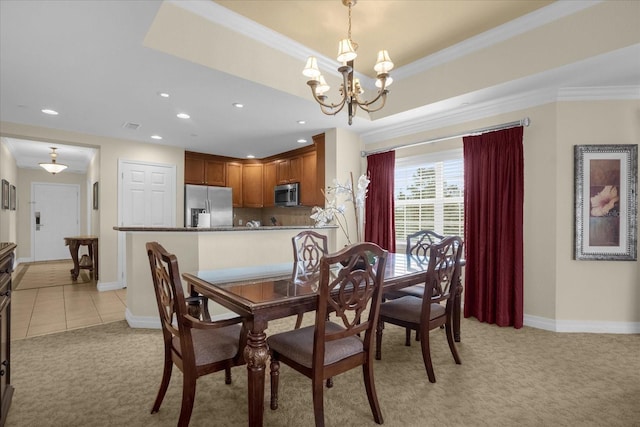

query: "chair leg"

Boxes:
[312, 377, 325, 427]
[419, 330, 436, 383]
[405, 328, 412, 346]
[294, 313, 304, 329]
[225, 366, 232, 384]
[270, 357, 280, 410]
[151, 357, 173, 414]
[326, 377, 333, 388]
[375, 321, 383, 360]
[445, 321, 462, 364]
[362, 360, 384, 424]
[178, 374, 197, 427]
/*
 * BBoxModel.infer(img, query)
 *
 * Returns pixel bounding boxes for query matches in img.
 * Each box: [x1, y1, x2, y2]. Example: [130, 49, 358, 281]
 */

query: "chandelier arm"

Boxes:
[307, 83, 348, 111]
[356, 91, 388, 113]
[319, 101, 348, 116]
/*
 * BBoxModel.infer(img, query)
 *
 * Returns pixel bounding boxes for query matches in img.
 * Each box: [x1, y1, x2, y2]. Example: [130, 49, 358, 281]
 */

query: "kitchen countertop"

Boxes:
[113, 225, 336, 232]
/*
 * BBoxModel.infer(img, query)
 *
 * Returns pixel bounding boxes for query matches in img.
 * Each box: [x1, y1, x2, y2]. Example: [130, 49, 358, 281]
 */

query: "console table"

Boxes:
[64, 236, 98, 281]
[0, 242, 15, 426]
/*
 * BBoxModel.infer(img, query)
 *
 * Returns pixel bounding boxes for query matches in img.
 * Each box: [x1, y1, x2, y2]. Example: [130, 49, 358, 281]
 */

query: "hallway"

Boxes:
[11, 262, 127, 340]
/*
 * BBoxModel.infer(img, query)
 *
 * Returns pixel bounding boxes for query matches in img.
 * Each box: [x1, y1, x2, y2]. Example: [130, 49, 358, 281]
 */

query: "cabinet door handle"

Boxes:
[0, 290, 9, 297]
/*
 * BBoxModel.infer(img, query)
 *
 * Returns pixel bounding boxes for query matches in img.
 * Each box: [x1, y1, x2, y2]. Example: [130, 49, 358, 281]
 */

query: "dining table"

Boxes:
[182, 252, 463, 427]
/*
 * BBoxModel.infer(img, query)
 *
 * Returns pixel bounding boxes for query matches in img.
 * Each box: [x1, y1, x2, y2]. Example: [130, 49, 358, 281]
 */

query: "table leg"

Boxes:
[243, 319, 269, 427]
[93, 240, 99, 280]
[68, 241, 80, 281]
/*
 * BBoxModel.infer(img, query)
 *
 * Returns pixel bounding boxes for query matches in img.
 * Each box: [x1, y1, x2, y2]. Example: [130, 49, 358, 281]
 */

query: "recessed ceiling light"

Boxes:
[297, 120, 306, 125]
[41, 109, 59, 115]
[232, 103, 244, 108]
[151, 135, 163, 140]
[246, 154, 255, 159]
[297, 139, 307, 144]
[176, 113, 190, 119]
[158, 92, 170, 98]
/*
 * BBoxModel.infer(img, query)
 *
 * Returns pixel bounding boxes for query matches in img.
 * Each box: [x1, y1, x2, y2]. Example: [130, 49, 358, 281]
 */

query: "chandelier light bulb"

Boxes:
[374, 50, 394, 74]
[316, 75, 330, 95]
[337, 39, 357, 63]
[303, 57, 321, 79]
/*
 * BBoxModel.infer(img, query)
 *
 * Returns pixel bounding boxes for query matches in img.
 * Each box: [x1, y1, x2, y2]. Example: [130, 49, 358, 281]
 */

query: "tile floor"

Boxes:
[11, 282, 127, 340]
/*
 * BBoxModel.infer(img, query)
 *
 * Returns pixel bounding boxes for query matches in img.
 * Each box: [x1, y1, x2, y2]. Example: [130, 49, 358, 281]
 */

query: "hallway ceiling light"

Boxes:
[39, 147, 68, 174]
[302, 0, 393, 125]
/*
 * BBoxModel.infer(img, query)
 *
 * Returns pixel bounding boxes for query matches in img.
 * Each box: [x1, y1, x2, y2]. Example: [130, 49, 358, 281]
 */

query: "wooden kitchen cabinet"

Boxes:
[226, 162, 243, 207]
[300, 151, 318, 207]
[263, 161, 277, 207]
[184, 153, 226, 186]
[242, 163, 263, 208]
[276, 156, 302, 184]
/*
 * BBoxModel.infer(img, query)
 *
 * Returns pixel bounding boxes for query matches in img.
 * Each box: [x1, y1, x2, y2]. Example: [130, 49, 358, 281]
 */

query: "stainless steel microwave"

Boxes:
[274, 183, 299, 207]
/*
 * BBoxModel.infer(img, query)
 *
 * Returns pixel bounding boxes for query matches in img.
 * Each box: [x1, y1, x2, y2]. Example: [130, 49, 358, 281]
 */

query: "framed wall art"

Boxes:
[1, 179, 8, 210]
[9, 185, 16, 211]
[93, 181, 99, 210]
[574, 144, 638, 261]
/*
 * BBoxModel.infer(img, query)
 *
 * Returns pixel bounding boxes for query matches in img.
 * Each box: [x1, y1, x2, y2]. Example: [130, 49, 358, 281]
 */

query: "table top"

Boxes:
[183, 253, 430, 318]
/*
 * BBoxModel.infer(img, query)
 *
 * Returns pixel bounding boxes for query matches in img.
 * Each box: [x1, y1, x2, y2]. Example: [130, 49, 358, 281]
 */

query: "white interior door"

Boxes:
[117, 160, 176, 286]
[33, 183, 80, 261]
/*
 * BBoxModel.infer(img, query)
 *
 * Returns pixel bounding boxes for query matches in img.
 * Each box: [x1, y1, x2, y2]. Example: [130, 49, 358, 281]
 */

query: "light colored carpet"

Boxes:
[13, 260, 93, 290]
[7, 315, 640, 426]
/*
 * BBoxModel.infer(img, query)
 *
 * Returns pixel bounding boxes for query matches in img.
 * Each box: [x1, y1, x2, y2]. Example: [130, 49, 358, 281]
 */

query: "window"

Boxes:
[395, 149, 464, 248]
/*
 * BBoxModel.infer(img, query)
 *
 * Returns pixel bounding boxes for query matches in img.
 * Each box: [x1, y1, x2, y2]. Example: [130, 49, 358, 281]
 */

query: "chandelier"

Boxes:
[39, 147, 68, 175]
[302, 0, 393, 125]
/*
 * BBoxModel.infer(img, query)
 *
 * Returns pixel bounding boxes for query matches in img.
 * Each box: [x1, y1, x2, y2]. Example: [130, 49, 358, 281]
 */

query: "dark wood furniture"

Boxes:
[376, 236, 464, 383]
[268, 243, 387, 427]
[146, 242, 246, 427]
[64, 235, 98, 281]
[182, 252, 439, 427]
[0, 242, 15, 427]
[291, 231, 329, 329]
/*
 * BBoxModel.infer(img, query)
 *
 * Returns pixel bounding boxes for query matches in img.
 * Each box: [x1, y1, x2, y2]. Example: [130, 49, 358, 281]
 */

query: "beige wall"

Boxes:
[366, 99, 639, 329]
[0, 139, 18, 244]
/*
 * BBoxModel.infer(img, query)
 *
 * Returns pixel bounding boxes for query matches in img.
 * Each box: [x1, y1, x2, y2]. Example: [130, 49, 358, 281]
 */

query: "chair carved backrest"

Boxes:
[292, 230, 328, 282]
[406, 230, 444, 268]
[146, 241, 196, 364]
[314, 243, 388, 366]
[422, 236, 464, 317]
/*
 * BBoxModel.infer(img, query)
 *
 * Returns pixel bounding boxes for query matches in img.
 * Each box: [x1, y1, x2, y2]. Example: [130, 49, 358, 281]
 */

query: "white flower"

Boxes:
[311, 172, 370, 244]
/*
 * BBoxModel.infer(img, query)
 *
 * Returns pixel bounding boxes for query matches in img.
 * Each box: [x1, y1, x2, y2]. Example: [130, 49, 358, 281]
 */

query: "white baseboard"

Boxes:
[125, 308, 161, 329]
[524, 314, 640, 334]
[97, 281, 124, 292]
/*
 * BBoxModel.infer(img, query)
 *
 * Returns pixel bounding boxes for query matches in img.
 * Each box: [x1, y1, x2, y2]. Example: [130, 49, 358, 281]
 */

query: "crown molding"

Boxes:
[557, 86, 640, 101]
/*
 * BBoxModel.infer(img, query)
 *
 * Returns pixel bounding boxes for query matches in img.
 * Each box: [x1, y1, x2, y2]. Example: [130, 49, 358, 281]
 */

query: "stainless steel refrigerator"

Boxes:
[184, 185, 233, 227]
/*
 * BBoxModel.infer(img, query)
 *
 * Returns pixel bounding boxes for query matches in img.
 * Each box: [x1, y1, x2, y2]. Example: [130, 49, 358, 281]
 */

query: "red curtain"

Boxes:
[463, 127, 524, 328]
[365, 151, 396, 252]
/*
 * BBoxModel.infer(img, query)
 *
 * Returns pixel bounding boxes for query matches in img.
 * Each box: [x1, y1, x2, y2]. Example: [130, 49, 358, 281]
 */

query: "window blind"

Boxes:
[395, 149, 464, 246]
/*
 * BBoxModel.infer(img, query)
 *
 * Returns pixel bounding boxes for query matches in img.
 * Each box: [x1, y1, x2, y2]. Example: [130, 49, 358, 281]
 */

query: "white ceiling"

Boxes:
[1, 0, 638, 173]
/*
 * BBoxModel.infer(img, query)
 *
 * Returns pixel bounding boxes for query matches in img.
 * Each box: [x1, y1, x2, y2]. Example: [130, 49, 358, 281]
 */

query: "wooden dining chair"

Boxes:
[268, 242, 388, 427]
[146, 242, 246, 427]
[384, 230, 444, 344]
[375, 236, 463, 383]
[291, 230, 328, 328]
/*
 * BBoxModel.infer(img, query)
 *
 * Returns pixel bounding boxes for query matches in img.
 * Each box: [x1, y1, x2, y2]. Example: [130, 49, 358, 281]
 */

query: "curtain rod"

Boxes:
[361, 117, 531, 157]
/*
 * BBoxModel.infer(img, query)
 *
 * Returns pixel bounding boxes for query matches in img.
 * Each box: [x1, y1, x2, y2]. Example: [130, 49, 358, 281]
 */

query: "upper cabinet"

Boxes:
[184, 152, 226, 186]
[276, 156, 302, 185]
[263, 161, 278, 208]
[226, 162, 243, 207]
[242, 163, 263, 208]
[184, 133, 325, 208]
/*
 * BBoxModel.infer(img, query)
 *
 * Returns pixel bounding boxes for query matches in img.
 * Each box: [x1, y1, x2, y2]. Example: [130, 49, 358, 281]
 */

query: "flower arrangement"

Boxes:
[311, 172, 370, 244]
